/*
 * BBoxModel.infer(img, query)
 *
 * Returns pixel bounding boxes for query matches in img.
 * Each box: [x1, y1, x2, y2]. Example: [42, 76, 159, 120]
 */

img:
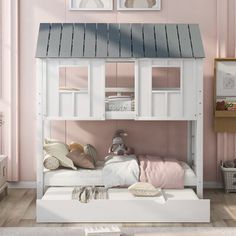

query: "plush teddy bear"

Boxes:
[108, 129, 135, 156]
[216, 101, 226, 111]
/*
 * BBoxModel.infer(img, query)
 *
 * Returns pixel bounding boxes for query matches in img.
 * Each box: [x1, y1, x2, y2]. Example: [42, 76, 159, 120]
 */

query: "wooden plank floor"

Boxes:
[0, 189, 236, 227]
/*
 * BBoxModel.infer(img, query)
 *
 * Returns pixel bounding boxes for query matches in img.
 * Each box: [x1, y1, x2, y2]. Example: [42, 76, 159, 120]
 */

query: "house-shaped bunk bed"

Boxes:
[36, 23, 210, 223]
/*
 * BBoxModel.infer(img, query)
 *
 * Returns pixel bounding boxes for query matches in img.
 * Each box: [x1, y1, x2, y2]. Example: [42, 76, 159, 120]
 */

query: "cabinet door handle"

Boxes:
[3, 167, 6, 177]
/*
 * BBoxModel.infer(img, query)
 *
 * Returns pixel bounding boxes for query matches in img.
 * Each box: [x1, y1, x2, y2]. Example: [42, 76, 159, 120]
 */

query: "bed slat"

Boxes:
[60, 24, 73, 57]
[166, 24, 181, 58]
[177, 24, 193, 58]
[47, 23, 62, 58]
[108, 24, 120, 58]
[72, 24, 85, 57]
[143, 24, 156, 58]
[154, 24, 168, 58]
[96, 24, 108, 58]
[36, 23, 50, 58]
[189, 24, 205, 58]
[84, 23, 96, 58]
[120, 24, 132, 58]
[132, 24, 144, 58]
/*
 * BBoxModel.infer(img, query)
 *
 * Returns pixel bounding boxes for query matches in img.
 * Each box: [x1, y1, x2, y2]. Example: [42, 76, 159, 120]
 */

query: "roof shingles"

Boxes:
[36, 23, 205, 59]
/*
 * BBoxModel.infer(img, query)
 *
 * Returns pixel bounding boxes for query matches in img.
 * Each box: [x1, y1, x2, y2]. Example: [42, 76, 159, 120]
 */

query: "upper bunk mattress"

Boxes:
[44, 161, 196, 187]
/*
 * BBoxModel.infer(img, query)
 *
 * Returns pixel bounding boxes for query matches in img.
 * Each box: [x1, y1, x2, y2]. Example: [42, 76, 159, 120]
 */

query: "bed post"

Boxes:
[36, 59, 45, 199]
[195, 59, 204, 198]
[187, 121, 193, 166]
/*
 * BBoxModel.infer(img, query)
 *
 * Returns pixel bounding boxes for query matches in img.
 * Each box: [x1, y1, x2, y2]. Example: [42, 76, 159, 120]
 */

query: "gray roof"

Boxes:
[36, 23, 205, 59]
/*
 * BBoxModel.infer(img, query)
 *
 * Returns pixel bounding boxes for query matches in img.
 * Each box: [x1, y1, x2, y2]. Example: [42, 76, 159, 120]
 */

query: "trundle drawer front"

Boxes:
[37, 188, 210, 223]
[37, 199, 210, 223]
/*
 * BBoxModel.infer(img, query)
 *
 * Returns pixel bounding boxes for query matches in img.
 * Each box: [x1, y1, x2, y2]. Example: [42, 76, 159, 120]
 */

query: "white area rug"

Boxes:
[0, 227, 236, 236]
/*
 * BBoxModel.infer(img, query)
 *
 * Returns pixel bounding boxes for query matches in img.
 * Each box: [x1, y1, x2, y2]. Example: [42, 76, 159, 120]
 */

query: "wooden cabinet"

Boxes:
[214, 59, 236, 132]
[0, 155, 8, 197]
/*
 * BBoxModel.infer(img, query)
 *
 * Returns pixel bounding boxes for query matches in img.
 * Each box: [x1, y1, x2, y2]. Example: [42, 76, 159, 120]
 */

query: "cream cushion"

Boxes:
[128, 182, 161, 197]
[44, 143, 77, 170]
[45, 138, 69, 149]
[43, 155, 60, 170]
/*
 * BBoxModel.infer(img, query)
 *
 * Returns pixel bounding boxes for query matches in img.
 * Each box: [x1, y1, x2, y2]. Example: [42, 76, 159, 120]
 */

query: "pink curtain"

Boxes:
[0, 0, 19, 181]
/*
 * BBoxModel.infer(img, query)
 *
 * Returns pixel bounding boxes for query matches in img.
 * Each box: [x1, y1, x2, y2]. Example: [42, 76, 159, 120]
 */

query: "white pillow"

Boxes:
[128, 182, 161, 197]
[44, 143, 77, 170]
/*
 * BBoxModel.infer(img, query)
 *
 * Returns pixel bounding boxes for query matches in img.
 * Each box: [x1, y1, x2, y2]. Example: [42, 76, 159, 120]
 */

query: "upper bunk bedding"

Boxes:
[44, 155, 197, 187]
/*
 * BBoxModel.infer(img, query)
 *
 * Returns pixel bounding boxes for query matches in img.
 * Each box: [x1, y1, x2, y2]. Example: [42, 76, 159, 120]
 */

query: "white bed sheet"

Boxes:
[181, 161, 197, 186]
[44, 166, 104, 186]
[44, 161, 197, 187]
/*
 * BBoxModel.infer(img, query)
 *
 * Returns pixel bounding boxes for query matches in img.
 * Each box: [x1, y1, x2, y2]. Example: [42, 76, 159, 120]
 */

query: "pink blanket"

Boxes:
[138, 155, 184, 189]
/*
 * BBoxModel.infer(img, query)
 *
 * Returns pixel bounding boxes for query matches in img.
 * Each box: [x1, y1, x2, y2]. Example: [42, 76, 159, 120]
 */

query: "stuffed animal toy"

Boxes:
[108, 129, 135, 156]
[216, 101, 226, 111]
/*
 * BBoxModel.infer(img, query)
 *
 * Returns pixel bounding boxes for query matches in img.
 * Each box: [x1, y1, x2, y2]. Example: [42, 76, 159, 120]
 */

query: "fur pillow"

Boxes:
[128, 182, 161, 197]
[84, 144, 97, 164]
[69, 142, 84, 153]
[43, 155, 60, 170]
[67, 150, 95, 169]
[44, 143, 77, 170]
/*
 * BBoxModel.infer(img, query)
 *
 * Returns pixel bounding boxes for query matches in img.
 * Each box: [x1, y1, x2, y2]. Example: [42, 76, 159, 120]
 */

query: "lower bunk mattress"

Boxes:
[44, 161, 197, 187]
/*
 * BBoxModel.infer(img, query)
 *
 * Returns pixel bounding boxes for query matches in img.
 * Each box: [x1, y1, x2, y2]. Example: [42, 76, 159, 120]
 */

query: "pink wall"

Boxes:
[19, 0, 236, 182]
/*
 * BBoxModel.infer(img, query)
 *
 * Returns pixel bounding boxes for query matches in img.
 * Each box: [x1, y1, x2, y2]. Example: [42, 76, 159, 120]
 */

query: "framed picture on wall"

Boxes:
[69, 0, 113, 11]
[214, 58, 236, 132]
[215, 59, 236, 97]
[117, 0, 161, 11]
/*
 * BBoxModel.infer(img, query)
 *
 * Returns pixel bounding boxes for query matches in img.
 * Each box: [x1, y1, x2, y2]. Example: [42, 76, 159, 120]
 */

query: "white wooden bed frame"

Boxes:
[36, 58, 204, 197]
[36, 23, 208, 222]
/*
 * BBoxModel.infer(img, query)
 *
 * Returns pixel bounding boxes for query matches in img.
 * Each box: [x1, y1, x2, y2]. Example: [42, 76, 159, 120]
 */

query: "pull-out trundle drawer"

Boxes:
[37, 187, 210, 223]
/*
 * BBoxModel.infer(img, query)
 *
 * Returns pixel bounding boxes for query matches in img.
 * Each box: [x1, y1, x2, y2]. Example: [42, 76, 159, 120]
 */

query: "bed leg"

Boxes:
[37, 181, 44, 199]
[197, 182, 203, 199]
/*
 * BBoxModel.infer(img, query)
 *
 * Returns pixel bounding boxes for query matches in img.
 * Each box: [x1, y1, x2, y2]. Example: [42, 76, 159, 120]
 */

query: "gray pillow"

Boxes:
[67, 150, 95, 169]
[84, 144, 97, 164]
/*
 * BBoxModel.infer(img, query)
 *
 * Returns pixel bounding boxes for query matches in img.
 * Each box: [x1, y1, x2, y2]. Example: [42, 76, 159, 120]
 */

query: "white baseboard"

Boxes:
[203, 181, 223, 189]
[8, 181, 36, 189]
[7, 181, 223, 189]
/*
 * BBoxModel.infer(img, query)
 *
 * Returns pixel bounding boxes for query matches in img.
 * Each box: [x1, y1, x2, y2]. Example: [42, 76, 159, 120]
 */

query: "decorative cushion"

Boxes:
[67, 150, 95, 169]
[69, 142, 84, 153]
[44, 143, 77, 170]
[45, 138, 69, 149]
[128, 182, 161, 197]
[43, 155, 60, 170]
[84, 144, 97, 164]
